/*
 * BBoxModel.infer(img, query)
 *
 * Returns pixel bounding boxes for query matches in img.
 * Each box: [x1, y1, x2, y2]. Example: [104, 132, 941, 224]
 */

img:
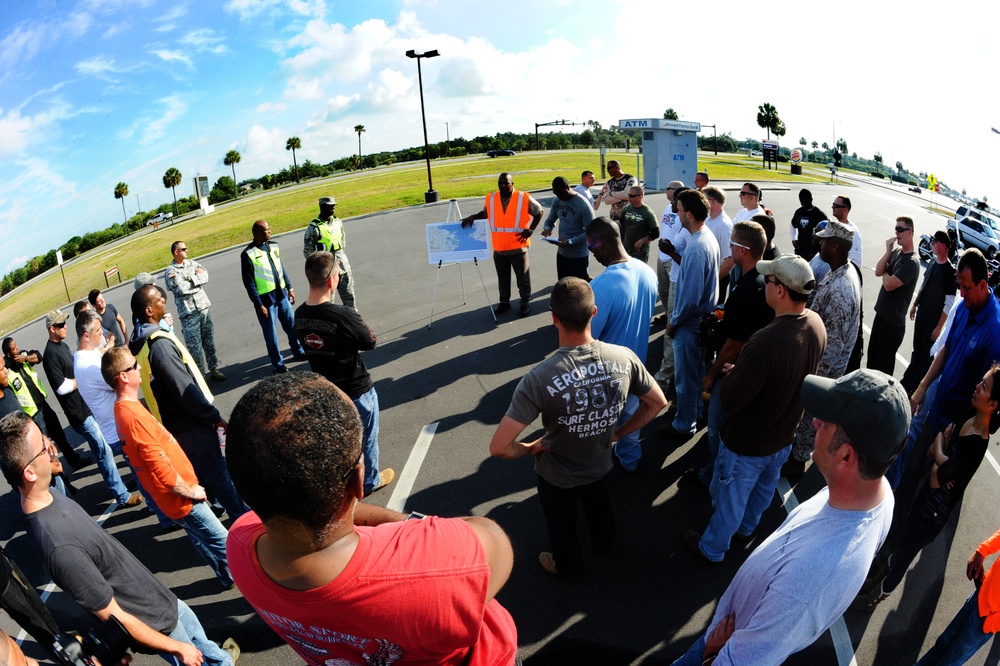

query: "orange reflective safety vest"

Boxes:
[486, 190, 532, 252]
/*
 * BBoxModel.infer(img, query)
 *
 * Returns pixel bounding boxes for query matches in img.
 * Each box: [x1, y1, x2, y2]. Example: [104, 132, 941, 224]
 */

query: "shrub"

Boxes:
[870, 171, 885, 179]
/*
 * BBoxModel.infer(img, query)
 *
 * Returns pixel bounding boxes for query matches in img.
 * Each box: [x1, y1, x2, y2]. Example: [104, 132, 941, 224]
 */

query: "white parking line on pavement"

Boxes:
[386, 422, 438, 513]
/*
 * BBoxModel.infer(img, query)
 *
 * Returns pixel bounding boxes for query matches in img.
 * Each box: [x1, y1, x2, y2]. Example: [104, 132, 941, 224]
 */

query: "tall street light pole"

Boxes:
[406, 48, 440, 204]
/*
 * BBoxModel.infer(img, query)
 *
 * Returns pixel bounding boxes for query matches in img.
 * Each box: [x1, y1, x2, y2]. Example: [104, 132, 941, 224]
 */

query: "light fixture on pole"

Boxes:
[406, 48, 440, 204]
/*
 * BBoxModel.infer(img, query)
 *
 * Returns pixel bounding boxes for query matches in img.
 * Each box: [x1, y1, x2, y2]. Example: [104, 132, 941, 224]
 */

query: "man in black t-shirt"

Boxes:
[789, 189, 828, 262]
[0, 411, 238, 665]
[901, 230, 957, 394]
[295, 251, 394, 497]
[88, 289, 126, 348]
[689, 221, 774, 489]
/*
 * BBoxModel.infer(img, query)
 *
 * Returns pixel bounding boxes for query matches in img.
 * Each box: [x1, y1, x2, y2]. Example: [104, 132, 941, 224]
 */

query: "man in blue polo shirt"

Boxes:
[889, 248, 1000, 488]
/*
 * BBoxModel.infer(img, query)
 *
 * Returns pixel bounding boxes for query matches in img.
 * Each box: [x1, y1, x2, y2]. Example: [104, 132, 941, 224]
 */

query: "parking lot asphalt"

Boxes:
[3, 173, 1000, 665]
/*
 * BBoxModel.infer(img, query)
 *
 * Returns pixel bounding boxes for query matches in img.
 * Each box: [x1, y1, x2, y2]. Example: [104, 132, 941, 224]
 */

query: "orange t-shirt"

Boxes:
[114, 400, 198, 520]
[977, 528, 1000, 633]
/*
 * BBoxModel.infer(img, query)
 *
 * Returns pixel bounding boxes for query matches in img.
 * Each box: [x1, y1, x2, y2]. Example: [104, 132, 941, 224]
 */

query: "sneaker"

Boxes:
[538, 551, 559, 575]
[274, 365, 288, 374]
[493, 303, 511, 315]
[209, 368, 226, 381]
[678, 467, 708, 491]
[222, 638, 240, 663]
[683, 530, 719, 564]
[731, 531, 755, 546]
[519, 303, 531, 317]
[366, 468, 395, 496]
[118, 492, 143, 508]
[849, 582, 887, 613]
[292, 353, 308, 362]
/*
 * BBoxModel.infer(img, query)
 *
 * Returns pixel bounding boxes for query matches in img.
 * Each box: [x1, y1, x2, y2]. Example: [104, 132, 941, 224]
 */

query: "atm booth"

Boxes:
[618, 118, 701, 190]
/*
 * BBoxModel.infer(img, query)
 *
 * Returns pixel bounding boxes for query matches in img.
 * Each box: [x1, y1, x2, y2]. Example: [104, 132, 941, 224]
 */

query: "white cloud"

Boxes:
[4, 256, 29, 273]
[224, 0, 283, 20]
[180, 29, 227, 54]
[118, 95, 189, 145]
[0, 102, 75, 157]
[256, 101, 287, 114]
[75, 55, 121, 79]
[150, 49, 194, 69]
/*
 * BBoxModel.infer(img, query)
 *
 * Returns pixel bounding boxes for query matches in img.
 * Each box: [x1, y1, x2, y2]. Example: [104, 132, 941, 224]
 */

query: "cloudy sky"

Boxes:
[1, 0, 996, 274]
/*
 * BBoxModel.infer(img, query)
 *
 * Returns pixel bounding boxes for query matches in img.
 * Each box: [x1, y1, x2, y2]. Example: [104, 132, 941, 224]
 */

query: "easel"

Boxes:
[428, 200, 495, 328]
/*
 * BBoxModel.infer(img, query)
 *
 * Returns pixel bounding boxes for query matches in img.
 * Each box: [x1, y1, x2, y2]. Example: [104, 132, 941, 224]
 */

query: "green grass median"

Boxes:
[0, 150, 832, 333]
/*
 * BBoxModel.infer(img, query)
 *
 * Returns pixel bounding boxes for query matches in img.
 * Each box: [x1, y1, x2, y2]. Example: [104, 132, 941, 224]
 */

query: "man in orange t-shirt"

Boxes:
[917, 526, 1000, 664]
[102, 347, 233, 589]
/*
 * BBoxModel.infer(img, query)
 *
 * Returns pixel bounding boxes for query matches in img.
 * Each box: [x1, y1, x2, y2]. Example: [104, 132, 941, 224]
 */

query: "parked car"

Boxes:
[146, 212, 174, 226]
[908, 186, 921, 193]
[486, 149, 515, 157]
[947, 206, 1000, 258]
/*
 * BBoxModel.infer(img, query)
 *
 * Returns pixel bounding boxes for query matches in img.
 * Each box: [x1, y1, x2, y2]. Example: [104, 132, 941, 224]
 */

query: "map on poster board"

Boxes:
[426, 220, 490, 264]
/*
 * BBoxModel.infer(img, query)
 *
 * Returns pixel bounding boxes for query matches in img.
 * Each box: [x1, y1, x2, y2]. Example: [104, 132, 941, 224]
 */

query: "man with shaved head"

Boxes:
[241, 219, 306, 373]
[541, 176, 595, 280]
[618, 186, 659, 262]
[462, 173, 544, 317]
[129, 284, 247, 520]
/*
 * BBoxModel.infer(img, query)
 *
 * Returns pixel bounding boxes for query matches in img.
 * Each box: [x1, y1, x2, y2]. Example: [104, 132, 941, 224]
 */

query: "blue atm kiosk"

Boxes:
[618, 118, 701, 190]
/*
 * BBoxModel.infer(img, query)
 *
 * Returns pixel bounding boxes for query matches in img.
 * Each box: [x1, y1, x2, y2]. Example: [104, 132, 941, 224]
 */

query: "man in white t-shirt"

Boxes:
[704, 186, 734, 300]
[671, 369, 908, 665]
[732, 182, 765, 224]
[573, 170, 596, 208]
[654, 181, 686, 384]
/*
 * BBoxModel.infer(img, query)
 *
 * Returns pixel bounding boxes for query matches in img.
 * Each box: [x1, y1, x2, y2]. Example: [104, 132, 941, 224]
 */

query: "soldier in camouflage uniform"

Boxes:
[164, 241, 225, 381]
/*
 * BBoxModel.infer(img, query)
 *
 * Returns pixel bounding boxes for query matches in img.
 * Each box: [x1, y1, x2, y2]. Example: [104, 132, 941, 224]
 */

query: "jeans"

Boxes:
[671, 324, 704, 434]
[255, 294, 304, 369]
[656, 281, 677, 381]
[334, 250, 356, 309]
[700, 379, 725, 486]
[173, 428, 248, 520]
[882, 507, 948, 594]
[179, 310, 220, 374]
[556, 253, 589, 281]
[174, 501, 232, 587]
[536, 472, 614, 578]
[494, 250, 530, 306]
[72, 416, 131, 505]
[902, 313, 938, 394]
[614, 394, 641, 470]
[700, 441, 791, 562]
[886, 378, 941, 489]
[353, 387, 381, 493]
[160, 600, 233, 666]
[915, 589, 993, 665]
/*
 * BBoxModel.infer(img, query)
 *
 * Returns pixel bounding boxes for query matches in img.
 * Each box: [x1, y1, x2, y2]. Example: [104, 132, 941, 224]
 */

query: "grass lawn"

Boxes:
[0, 150, 836, 332]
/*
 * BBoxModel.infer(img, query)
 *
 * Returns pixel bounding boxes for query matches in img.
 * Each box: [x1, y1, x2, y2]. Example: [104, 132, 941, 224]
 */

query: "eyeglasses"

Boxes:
[177, 247, 188, 252]
[52, 322, 66, 329]
[730, 240, 750, 250]
[895, 226, 912, 234]
[628, 193, 641, 198]
[586, 239, 602, 252]
[764, 275, 784, 288]
[17, 438, 54, 479]
[832, 203, 847, 209]
[739, 191, 756, 197]
[340, 450, 363, 481]
[120, 360, 138, 374]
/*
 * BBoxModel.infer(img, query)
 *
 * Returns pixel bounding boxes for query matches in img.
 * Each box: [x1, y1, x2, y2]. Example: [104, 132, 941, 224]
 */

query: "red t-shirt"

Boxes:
[114, 400, 198, 520]
[227, 513, 518, 665]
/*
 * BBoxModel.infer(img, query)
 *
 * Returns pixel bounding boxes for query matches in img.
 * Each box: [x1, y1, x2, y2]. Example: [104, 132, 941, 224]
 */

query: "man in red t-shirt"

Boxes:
[226, 372, 519, 665]
[102, 347, 234, 590]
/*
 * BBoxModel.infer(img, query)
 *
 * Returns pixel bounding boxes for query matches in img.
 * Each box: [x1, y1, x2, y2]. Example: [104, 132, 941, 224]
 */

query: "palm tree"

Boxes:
[663, 108, 679, 120]
[286, 136, 301, 183]
[896, 160, 904, 173]
[756, 102, 781, 140]
[224, 150, 241, 198]
[799, 137, 807, 146]
[114, 181, 129, 234]
[163, 168, 182, 215]
[836, 138, 848, 154]
[811, 141, 818, 150]
[354, 125, 365, 170]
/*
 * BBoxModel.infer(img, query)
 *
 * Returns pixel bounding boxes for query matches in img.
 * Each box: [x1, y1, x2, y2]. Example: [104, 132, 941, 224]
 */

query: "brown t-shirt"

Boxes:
[720, 310, 827, 456]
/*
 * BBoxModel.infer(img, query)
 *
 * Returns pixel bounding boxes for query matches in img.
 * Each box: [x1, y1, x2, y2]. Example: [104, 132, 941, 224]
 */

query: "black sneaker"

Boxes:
[493, 303, 511, 315]
[519, 303, 531, 317]
[657, 423, 694, 442]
